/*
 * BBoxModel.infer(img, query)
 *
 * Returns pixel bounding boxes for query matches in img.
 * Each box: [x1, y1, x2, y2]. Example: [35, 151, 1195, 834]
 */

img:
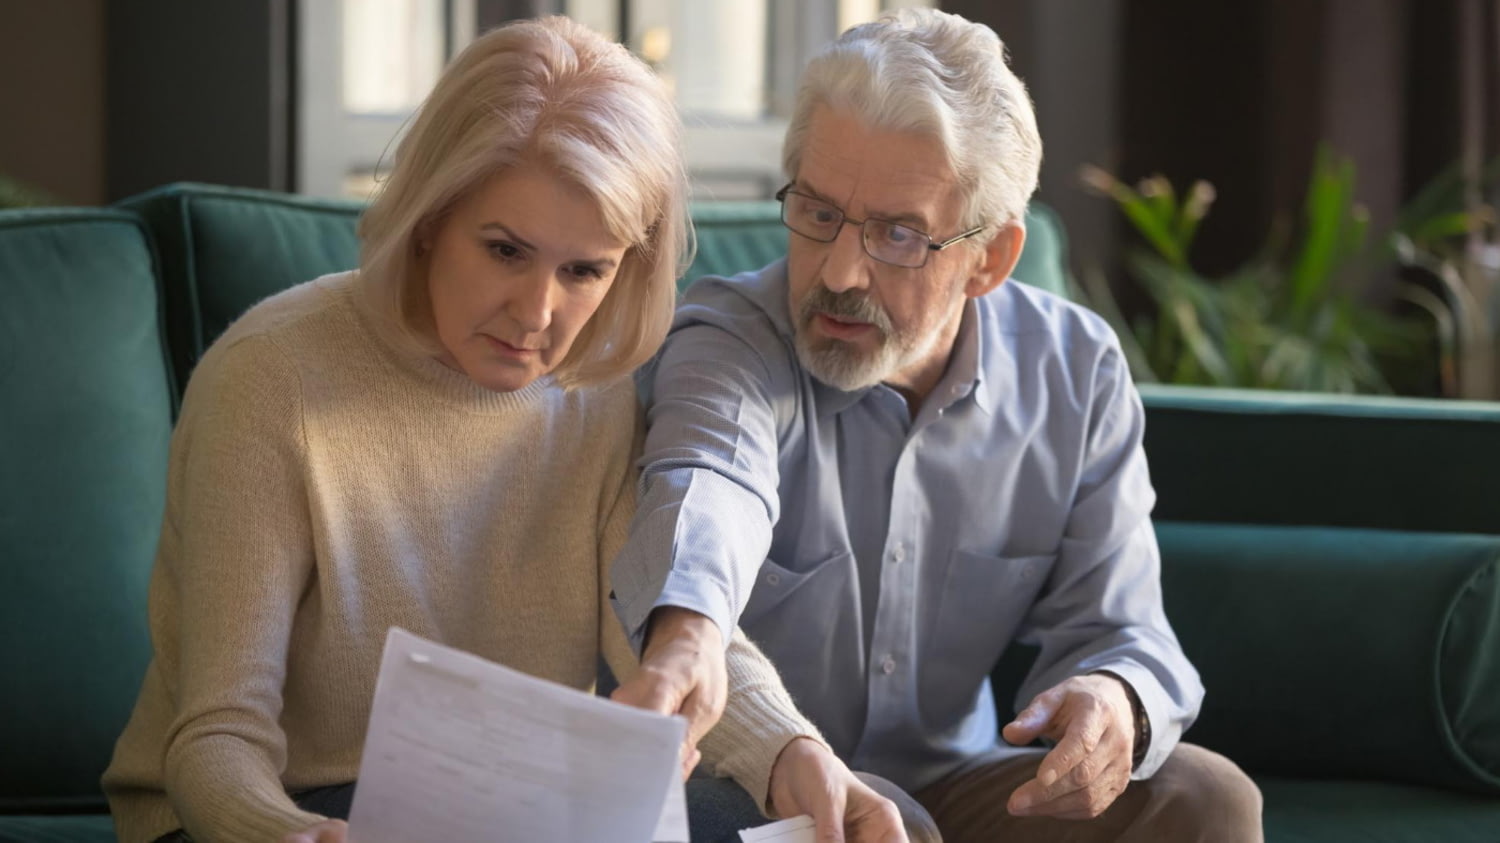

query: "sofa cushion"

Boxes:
[0, 209, 173, 812]
[118, 183, 363, 391]
[0, 814, 117, 843]
[1140, 384, 1500, 534]
[687, 200, 1069, 298]
[1257, 776, 1500, 843]
[1158, 522, 1500, 794]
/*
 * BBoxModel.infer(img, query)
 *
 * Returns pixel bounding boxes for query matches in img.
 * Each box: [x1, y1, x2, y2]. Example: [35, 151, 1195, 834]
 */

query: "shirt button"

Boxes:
[890, 544, 906, 563]
[881, 656, 896, 675]
[766, 572, 781, 586]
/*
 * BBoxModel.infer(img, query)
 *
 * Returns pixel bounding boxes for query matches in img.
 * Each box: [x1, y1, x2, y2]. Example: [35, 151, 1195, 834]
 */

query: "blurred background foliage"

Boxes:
[0, 175, 54, 209]
[1073, 146, 1496, 396]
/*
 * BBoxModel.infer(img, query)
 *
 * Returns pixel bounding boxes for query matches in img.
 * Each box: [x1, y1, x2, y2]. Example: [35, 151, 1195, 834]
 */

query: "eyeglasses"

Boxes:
[775, 184, 988, 269]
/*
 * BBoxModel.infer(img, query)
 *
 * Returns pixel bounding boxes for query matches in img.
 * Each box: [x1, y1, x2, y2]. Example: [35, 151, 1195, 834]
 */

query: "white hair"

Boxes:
[783, 7, 1042, 232]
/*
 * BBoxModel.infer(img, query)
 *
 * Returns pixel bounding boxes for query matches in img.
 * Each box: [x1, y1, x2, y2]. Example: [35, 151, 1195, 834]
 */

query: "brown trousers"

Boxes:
[860, 743, 1263, 843]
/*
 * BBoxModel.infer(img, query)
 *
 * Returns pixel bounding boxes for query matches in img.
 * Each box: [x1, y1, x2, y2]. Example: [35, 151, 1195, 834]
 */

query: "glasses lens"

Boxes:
[783, 193, 843, 242]
[864, 220, 930, 268]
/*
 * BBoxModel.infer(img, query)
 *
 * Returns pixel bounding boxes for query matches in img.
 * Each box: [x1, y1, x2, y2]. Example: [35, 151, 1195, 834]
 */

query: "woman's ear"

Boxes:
[964, 223, 1026, 299]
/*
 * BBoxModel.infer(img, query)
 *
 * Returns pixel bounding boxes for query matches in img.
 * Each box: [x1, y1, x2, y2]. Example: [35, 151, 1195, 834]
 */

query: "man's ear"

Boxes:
[964, 222, 1026, 299]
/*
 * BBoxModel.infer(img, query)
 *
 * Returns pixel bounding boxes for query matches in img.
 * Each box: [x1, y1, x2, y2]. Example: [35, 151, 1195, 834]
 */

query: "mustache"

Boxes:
[799, 285, 893, 334]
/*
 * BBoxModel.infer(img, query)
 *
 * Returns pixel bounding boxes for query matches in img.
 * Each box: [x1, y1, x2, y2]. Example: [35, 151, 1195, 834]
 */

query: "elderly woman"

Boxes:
[101, 17, 904, 843]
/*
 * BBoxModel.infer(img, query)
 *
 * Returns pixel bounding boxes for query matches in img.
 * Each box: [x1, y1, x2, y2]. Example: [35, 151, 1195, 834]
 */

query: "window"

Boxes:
[295, 0, 929, 200]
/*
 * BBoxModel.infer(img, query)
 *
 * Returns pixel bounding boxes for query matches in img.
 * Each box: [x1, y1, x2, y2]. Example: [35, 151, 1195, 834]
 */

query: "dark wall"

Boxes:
[945, 0, 1471, 303]
[1120, 2, 1273, 276]
[958, 0, 1124, 285]
[106, 0, 293, 200]
[0, 0, 107, 205]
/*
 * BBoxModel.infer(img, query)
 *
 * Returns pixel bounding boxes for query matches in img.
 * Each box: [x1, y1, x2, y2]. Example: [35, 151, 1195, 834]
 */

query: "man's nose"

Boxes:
[819, 220, 873, 294]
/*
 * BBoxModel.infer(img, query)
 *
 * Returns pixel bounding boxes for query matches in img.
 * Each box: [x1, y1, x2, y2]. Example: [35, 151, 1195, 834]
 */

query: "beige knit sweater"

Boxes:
[102, 272, 817, 843]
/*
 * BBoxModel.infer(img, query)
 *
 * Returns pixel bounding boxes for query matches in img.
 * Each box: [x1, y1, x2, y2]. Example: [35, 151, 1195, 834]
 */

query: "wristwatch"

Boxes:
[1127, 685, 1150, 769]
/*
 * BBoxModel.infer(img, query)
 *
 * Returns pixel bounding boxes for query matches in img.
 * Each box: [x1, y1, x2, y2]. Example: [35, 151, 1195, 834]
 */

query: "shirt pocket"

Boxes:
[922, 549, 1056, 725]
[741, 549, 850, 626]
[739, 550, 854, 690]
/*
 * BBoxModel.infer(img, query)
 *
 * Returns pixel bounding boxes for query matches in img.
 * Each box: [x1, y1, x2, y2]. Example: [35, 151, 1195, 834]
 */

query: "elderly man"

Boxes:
[612, 8, 1263, 841]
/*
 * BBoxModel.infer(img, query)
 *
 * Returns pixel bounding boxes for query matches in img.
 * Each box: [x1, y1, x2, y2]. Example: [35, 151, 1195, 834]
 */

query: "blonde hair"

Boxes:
[783, 8, 1042, 233]
[357, 15, 690, 388]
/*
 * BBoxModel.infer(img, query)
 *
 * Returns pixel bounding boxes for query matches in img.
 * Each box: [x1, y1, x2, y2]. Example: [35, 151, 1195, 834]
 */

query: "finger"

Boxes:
[1034, 709, 1105, 788]
[1012, 759, 1130, 819]
[610, 672, 681, 715]
[845, 789, 906, 843]
[680, 743, 702, 780]
[1008, 772, 1082, 817]
[813, 790, 847, 843]
[1002, 688, 1064, 745]
[1014, 723, 1132, 812]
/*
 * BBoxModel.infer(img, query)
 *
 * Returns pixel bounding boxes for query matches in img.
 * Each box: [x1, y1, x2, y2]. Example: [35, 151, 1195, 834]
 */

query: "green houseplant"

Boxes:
[1077, 147, 1431, 394]
[1387, 158, 1499, 399]
[0, 175, 52, 209]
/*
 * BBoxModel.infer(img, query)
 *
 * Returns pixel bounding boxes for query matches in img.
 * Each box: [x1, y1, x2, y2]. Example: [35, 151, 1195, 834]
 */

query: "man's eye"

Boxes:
[883, 224, 916, 244]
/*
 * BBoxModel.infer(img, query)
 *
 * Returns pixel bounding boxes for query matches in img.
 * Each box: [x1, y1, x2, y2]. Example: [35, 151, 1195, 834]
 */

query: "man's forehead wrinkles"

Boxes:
[804, 142, 948, 186]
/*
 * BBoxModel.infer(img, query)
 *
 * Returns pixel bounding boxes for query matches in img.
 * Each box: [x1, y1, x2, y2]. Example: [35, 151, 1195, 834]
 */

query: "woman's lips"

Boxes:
[483, 334, 541, 358]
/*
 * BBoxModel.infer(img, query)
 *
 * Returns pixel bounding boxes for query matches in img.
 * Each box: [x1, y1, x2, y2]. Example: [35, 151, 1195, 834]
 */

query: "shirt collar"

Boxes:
[932, 297, 996, 417]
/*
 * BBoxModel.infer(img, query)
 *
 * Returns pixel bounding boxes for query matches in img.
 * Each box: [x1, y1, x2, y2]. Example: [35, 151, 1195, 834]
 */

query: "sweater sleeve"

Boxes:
[696, 632, 827, 816]
[596, 391, 823, 817]
[157, 336, 328, 841]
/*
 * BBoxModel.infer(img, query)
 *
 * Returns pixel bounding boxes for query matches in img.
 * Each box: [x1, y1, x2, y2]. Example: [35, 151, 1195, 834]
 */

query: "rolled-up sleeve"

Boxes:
[610, 289, 797, 650]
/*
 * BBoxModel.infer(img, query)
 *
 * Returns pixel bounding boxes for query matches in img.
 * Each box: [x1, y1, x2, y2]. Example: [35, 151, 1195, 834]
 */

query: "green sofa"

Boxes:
[2, 183, 1498, 842]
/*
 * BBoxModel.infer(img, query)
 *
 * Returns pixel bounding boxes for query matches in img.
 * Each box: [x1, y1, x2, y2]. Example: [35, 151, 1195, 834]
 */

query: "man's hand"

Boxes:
[767, 737, 907, 843]
[610, 607, 727, 779]
[280, 819, 347, 843]
[1000, 673, 1137, 819]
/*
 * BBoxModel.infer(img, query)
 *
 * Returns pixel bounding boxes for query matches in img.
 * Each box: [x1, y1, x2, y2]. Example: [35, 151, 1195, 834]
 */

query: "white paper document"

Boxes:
[347, 627, 688, 843]
[739, 814, 817, 842]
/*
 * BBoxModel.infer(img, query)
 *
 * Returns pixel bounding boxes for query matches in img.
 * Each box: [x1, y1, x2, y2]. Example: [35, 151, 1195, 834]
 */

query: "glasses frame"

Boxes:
[774, 184, 988, 269]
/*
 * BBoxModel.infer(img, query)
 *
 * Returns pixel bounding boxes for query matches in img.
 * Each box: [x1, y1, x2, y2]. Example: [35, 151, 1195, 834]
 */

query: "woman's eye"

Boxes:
[567, 265, 605, 282]
[487, 241, 523, 261]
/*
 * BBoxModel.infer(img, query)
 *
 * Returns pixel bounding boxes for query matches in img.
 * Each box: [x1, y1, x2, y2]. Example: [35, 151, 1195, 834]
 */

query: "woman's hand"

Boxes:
[767, 738, 908, 843]
[280, 819, 348, 843]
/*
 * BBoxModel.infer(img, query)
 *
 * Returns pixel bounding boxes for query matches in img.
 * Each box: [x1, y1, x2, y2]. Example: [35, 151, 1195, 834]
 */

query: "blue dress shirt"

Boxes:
[611, 259, 1204, 792]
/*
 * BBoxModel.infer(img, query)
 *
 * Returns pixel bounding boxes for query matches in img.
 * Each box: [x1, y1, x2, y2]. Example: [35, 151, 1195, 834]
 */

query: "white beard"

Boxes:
[790, 285, 946, 392]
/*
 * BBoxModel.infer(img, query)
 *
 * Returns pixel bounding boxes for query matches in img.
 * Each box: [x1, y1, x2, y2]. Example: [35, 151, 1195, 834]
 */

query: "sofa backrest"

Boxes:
[0, 209, 174, 812]
[1139, 384, 1500, 535]
[119, 183, 1072, 394]
[119, 184, 364, 395]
